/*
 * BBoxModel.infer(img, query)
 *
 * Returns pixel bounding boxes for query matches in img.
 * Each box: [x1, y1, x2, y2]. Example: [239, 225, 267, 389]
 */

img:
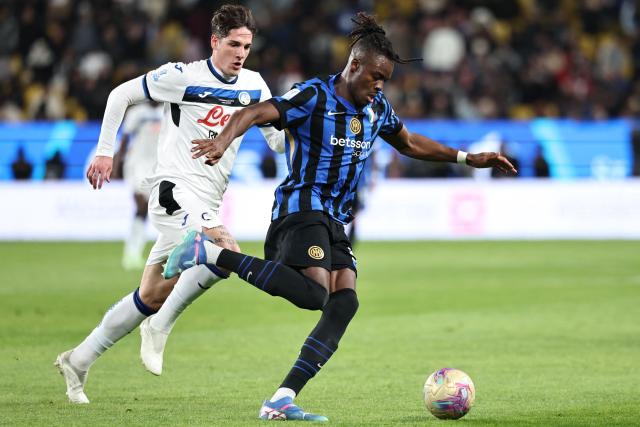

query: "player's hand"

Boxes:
[467, 152, 517, 175]
[86, 155, 113, 189]
[191, 138, 229, 166]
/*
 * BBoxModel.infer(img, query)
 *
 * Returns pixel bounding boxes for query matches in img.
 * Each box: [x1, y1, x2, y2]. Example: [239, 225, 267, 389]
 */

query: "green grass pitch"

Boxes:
[0, 240, 638, 426]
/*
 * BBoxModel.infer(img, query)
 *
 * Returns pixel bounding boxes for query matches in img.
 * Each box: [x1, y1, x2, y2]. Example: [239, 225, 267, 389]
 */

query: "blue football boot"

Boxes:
[259, 396, 328, 422]
[163, 230, 207, 279]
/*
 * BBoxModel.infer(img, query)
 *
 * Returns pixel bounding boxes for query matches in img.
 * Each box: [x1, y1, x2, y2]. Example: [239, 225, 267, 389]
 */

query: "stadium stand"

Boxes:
[1, 0, 639, 122]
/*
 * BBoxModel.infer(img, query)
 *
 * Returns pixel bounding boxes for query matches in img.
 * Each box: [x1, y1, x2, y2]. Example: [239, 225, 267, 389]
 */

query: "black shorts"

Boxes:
[264, 211, 357, 274]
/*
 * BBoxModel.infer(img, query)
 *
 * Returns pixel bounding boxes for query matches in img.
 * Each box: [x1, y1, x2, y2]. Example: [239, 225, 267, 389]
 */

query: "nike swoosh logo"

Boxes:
[327, 111, 345, 116]
[198, 91, 212, 98]
[247, 272, 253, 281]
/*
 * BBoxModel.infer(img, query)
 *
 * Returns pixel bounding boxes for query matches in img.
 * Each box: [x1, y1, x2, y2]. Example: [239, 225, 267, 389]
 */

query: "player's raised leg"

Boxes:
[164, 231, 329, 311]
[140, 225, 236, 376]
[55, 263, 175, 403]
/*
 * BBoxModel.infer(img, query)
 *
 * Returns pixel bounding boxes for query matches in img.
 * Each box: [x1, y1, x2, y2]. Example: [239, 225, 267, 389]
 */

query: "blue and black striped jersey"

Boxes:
[267, 74, 403, 224]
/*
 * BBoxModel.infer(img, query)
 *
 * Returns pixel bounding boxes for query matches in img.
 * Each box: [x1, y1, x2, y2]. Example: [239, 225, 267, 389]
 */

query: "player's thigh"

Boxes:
[169, 184, 237, 251]
[329, 217, 358, 278]
[147, 184, 189, 266]
[138, 263, 179, 308]
[330, 268, 356, 293]
[169, 181, 223, 231]
[300, 266, 331, 290]
[147, 180, 221, 264]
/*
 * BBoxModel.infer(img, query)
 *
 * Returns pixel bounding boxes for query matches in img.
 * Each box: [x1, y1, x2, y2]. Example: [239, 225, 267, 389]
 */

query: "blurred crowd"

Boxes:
[1, 0, 640, 122]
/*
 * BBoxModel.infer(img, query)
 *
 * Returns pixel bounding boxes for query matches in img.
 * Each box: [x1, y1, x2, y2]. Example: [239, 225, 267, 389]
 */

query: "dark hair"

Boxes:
[349, 12, 421, 64]
[211, 4, 257, 38]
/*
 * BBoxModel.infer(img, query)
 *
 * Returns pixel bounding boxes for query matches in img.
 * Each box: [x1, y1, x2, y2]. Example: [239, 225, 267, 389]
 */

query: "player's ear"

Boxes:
[350, 58, 360, 73]
[210, 34, 219, 50]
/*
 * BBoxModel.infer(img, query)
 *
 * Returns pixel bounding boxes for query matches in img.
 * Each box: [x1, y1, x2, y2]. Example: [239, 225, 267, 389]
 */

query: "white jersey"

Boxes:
[142, 58, 284, 208]
[122, 103, 162, 192]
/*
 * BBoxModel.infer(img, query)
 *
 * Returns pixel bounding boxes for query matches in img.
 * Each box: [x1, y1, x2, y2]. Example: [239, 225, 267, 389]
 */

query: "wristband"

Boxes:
[456, 150, 468, 165]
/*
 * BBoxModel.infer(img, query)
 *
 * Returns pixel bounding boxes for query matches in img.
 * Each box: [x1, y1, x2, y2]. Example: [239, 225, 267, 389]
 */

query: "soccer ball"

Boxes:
[423, 368, 475, 419]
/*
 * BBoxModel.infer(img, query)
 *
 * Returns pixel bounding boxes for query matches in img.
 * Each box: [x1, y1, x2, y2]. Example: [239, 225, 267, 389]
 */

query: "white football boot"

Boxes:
[139, 317, 169, 376]
[54, 350, 89, 404]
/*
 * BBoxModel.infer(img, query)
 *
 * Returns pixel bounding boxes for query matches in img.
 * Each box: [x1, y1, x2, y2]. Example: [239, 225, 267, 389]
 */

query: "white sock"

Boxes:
[203, 240, 224, 265]
[125, 216, 146, 259]
[70, 291, 147, 371]
[271, 387, 296, 402]
[150, 265, 223, 333]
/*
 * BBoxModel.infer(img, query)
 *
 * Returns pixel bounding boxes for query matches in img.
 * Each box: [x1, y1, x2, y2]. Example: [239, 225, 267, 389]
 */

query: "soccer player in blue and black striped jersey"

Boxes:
[166, 12, 516, 422]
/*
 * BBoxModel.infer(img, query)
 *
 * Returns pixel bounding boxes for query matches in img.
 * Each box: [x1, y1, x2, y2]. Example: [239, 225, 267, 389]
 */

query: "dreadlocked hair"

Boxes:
[348, 12, 422, 64]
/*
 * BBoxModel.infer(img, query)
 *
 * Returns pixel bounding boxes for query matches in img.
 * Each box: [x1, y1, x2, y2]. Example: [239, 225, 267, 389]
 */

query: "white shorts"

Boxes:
[146, 180, 222, 265]
[124, 158, 155, 196]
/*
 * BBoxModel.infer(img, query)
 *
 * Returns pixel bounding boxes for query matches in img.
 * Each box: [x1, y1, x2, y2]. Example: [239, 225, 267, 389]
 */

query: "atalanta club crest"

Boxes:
[238, 91, 251, 106]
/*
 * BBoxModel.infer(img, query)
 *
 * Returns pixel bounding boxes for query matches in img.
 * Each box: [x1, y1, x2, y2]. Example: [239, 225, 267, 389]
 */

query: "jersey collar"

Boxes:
[207, 58, 239, 85]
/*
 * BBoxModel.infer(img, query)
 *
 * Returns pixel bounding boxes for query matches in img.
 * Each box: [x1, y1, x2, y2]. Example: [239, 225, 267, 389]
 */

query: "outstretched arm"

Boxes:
[382, 126, 517, 174]
[191, 101, 281, 165]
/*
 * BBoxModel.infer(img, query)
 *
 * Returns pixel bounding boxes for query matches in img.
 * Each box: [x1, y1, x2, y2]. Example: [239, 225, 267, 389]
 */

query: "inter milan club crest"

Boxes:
[349, 117, 362, 134]
[238, 91, 251, 105]
[307, 245, 325, 260]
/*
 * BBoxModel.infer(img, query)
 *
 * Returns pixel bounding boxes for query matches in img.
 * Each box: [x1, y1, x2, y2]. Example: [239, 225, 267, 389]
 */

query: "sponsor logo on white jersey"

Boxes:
[197, 105, 231, 127]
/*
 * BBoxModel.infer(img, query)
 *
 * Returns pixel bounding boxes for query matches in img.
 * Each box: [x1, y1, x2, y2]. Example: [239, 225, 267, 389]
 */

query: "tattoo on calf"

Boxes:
[213, 237, 236, 245]
[213, 226, 231, 236]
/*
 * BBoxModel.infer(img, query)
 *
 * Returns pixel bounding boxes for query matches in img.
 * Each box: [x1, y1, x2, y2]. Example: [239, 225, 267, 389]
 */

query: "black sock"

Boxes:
[217, 249, 328, 310]
[281, 288, 359, 394]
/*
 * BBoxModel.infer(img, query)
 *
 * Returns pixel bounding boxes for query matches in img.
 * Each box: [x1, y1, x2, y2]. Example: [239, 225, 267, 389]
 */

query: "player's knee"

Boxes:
[314, 286, 330, 310]
[294, 284, 328, 311]
[285, 280, 327, 311]
[139, 295, 162, 312]
[325, 289, 359, 321]
[138, 285, 166, 311]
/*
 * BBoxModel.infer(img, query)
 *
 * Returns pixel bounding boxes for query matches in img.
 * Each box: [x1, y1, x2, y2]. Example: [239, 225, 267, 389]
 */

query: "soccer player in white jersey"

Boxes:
[114, 102, 163, 270]
[54, 5, 284, 404]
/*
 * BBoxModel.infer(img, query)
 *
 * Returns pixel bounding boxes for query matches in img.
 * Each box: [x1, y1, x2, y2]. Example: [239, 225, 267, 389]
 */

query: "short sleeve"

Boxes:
[378, 97, 403, 136]
[143, 62, 188, 103]
[255, 75, 286, 153]
[266, 85, 318, 130]
[258, 76, 272, 102]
